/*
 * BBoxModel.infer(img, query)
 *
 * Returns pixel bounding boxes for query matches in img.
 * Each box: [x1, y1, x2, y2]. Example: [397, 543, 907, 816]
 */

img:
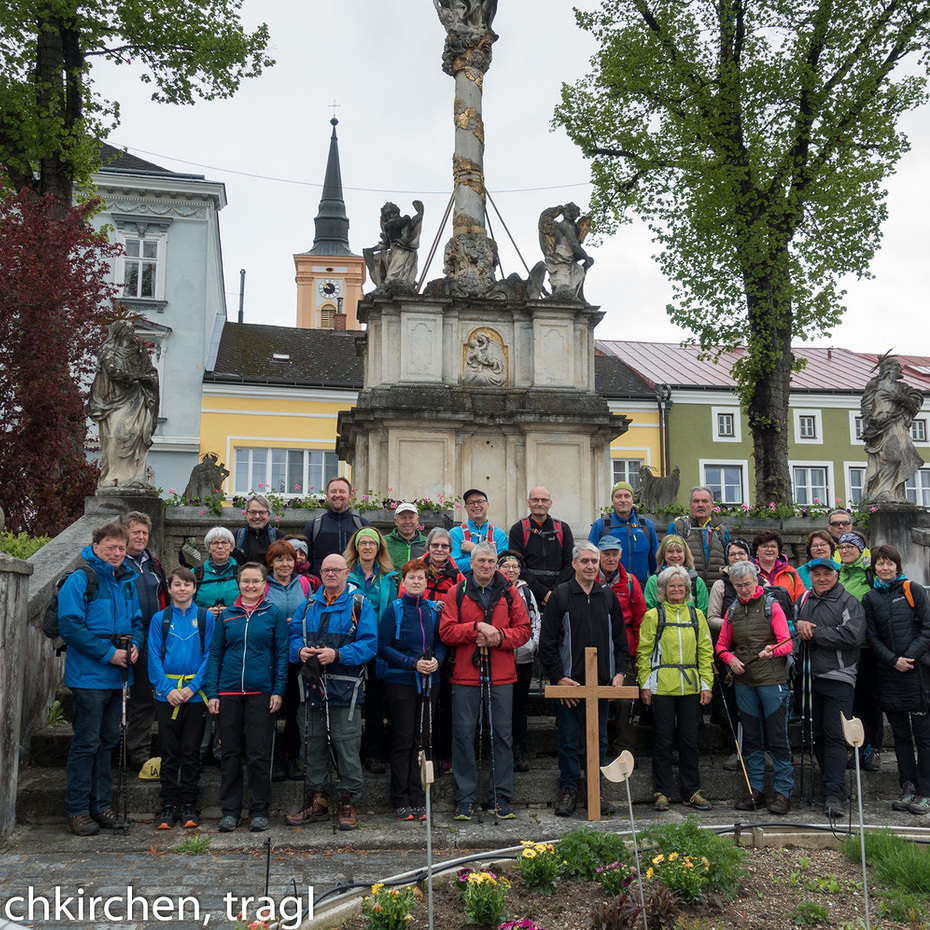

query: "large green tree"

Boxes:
[0, 0, 273, 210]
[555, 0, 930, 504]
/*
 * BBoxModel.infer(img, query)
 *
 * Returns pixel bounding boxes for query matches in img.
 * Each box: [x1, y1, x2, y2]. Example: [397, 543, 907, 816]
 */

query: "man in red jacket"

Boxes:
[440, 542, 531, 821]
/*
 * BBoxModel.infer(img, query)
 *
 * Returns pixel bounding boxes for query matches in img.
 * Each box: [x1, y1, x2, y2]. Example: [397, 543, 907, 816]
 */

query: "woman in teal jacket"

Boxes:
[345, 527, 399, 770]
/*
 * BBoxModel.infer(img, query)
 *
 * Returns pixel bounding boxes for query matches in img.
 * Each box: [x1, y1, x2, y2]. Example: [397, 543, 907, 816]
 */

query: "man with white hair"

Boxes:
[540, 542, 630, 817]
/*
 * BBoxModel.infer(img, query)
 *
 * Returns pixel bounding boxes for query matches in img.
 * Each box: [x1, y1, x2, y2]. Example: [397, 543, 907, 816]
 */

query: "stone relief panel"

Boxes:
[462, 327, 507, 386]
[535, 323, 573, 386]
[401, 316, 443, 381]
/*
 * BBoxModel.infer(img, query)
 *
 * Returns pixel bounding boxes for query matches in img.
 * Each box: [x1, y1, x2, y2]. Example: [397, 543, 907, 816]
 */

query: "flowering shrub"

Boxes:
[595, 860, 636, 896]
[645, 852, 710, 903]
[517, 841, 559, 894]
[360, 883, 421, 930]
[458, 869, 510, 927]
[162, 487, 226, 516]
[498, 921, 546, 930]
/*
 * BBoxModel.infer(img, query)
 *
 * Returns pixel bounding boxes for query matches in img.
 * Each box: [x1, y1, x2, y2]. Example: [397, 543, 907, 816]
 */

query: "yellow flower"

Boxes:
[522, 849, 537, 859]
[501, 877, 512, 888]
[403, 917, 413, 922]
[683, 860, 694, 870]
[372, 904, 383, 913]
[371, 883, 384, 895]
[668, 852, 679, 861]
[646, 867, 654, 880]
[521, 840, 534, 847]
[652, 854, 665, 865]
[701, 856, 710, 869]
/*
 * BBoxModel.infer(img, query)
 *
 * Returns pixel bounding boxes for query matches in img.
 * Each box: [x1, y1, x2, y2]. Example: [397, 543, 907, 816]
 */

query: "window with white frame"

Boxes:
[853, 416, 864, 442]
[793, 465, 829, 505]
[123, 237, 159, 298]
[612, 458, 643, 490]
[703, 463, 744, 504]
[906, 468, 930, 507]
[910, 418, 928, 443]
[234, 447, 339, 496]
[793, 409, 822, 444]
[113, 218, 170, 303]
[712, 406, 741, 442]
[846, 465, 865, 505]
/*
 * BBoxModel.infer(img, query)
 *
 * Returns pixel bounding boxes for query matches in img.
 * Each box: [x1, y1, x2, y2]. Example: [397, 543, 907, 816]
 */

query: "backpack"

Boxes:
[375, 598, 442, 681]
[160, 604, 209, 660]
[520, 517, 563, 548]
[723, 590, 795, 680]
[650, 602, 702, 689]
[307, 513, 364, 544]
[42, 565, 98, 654]
[234, 526, 278, 550]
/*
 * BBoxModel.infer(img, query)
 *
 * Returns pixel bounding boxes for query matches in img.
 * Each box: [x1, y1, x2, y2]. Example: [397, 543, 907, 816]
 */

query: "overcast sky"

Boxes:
[96, 1, 929, 354]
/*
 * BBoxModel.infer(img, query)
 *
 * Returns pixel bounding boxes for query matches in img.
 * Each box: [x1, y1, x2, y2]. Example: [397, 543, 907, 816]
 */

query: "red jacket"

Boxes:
[401, 557, 464, 603]
[602, 565, 647, 658]
[439, 572, 531, 686]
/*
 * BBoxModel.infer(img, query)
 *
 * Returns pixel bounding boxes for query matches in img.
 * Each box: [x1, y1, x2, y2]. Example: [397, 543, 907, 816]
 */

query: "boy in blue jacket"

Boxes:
[148, 567, 215, 829]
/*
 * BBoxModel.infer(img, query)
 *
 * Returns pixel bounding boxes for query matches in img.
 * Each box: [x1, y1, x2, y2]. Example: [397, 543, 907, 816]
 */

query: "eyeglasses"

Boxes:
[247, 509, 269, 516]
[838, 544, 860, 552]
[528, 497, 550, 503]
[829, 520, 851, 527]
[321, 567, 348, 575]
[465, 499, 487, 506]
[209, 540, 231, 547]
[733, 581, 757, 590]
[429, 543, 450, 550]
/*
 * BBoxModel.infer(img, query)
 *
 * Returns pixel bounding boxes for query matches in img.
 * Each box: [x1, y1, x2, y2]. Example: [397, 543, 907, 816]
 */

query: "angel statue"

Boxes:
[861, 355, 925, 504]
[433, 0, 498, 34]
[363, 200, 424, 292]
[538, 203, 594, 302]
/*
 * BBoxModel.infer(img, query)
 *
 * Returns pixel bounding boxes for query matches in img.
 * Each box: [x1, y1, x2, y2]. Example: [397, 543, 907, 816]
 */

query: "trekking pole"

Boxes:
[475, 647, 486, 824]
[719, 669, 756, 808]
[419, 652, 435, 930]
[319, 674, 338, 836]
[802, 643, 815, 808]
[481, 648, 499, 823]
[117, 634, 132, 833]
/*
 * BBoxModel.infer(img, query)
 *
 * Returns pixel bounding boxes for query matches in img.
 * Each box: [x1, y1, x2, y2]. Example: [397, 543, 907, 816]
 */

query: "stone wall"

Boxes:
[0, 552, 32, 837]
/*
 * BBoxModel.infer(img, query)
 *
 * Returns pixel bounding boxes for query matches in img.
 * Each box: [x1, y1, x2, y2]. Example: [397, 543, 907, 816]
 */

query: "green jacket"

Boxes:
[839, 555, 872, 602]
[637, 601, 714, 696]
[384, 529, 427, 572]
[643, 568, 708, 615]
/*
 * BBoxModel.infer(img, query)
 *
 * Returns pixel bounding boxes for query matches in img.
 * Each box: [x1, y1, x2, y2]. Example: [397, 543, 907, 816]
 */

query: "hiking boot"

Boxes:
[907, 796, 930, 816]
[286, 791, 328, 826]
[453, 801, 474, 821]
[768, 793, 791, 815]
[893, 782, 917, 812]
[336, 794, 357, 830]
[600, 799, 617, 816]
[413, 807, 427, 821]
[395, 807, 415, 821]
[554, 786, 577, 817]
[91, 808, 128, 830]
[67, 813, 100, 836]
[683, 791, 713, 811]
[653, 793, 670, 812]
[250, 816, 269, 833]
[218, 815, 239, 832]
[495, 799, 516, 820]
[734, 789, 765, 811]
[723, 753, 741, 772]
[513, 745, 530, 773]
[179, 806, 200, 829]
[823, 796, 845, 818]
[155, 806, 175, 830]
[284, 756, 304, 782]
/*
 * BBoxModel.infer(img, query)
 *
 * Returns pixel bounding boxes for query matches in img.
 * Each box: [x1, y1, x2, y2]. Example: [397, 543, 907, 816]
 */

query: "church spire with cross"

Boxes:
[294, 115, 366, 330]
[308, 116, 354, 256]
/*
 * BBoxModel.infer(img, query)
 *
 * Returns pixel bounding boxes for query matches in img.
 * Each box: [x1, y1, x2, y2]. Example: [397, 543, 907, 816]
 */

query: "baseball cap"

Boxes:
[394, 502, 418, 516]
[807, 558, 838, 572]
[598, 535, 623, 552]
[462, 489, 488, 503]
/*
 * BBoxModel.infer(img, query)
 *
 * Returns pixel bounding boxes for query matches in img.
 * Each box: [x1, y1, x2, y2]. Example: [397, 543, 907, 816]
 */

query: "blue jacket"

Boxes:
[587, 509, 659, 583]
[290, 583, 378, 707]
[377, 595, 447, 687]
[449, 519, 510, 573]
[147, 603, 215, 702]
[205, 597, 288, 698]
[59, 546, 143, 690]
[348, 564, 398, 621]
[266, 574, 313, 621]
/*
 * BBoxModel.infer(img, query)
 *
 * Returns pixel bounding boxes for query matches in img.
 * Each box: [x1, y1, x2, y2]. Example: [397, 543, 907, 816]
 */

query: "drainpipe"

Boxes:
[238, 269, 246, 323]
[656, 384, 672, 476]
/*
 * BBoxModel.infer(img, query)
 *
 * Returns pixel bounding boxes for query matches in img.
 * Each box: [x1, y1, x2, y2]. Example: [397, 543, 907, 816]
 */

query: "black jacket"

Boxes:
[539, 578, 629, 686]
[507, 515, 575, 603]
[797, 581, 865, 687]
[864, 579, 930, 713]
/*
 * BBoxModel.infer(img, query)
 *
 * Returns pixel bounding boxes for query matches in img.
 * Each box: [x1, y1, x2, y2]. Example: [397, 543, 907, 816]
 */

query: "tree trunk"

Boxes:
[741, 246, 795, 506]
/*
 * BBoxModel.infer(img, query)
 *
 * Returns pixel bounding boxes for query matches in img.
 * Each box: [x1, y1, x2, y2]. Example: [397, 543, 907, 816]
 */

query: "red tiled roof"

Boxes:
[594, 341, 930, 393]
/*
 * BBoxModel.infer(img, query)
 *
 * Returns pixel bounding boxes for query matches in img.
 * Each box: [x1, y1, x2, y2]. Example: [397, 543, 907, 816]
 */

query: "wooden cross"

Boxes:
[545, 647, 640, 821]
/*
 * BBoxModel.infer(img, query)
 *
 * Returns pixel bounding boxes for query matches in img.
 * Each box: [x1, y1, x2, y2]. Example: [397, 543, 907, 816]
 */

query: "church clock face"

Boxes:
[318, 278, 342, 298]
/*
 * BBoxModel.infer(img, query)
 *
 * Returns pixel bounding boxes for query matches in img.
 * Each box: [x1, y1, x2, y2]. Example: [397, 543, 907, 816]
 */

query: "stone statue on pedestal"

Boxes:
[861, 356, 925, 504]
[86, 320, 159, 490]
[183, 453, 229, 500]
[364, 201, 424, 293]
[539, 203, 594, 302]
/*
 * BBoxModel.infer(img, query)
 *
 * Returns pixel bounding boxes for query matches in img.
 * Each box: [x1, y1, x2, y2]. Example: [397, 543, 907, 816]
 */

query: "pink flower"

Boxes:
[200, 509, 206, 515]
[769, 502, 776, 511]
[169, 489, 177, 495]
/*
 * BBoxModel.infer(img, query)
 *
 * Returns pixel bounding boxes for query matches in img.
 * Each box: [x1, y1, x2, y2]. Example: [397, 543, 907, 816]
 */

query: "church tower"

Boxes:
[294, 118, 366, 330]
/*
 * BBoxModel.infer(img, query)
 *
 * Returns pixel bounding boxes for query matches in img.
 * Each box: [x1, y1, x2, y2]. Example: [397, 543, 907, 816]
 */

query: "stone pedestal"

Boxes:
[867, 503, 930, 585]
[87, 488, 165, 555]
[337, 294, 629, 529]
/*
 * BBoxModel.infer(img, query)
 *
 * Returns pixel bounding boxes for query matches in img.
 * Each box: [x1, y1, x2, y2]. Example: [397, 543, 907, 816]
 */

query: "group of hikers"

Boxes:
[56, 478, 930, 836]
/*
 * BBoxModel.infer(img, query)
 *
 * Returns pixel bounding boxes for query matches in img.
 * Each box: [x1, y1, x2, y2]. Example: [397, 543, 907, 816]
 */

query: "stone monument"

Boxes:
[336, 3, 628, 529]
